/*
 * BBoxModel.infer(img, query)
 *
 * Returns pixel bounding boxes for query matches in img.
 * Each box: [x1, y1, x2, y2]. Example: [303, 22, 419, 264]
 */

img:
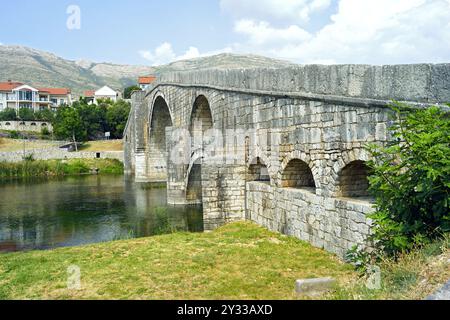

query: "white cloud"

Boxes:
[220, 0, 331, 22]
[139, 43, 233, 66]
[232, 0, 450, 64]
[234, 20, 311, 46]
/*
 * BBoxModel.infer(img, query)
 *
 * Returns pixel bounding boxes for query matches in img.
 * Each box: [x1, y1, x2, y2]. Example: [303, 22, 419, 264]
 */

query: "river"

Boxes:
[0, 175, 203, 252]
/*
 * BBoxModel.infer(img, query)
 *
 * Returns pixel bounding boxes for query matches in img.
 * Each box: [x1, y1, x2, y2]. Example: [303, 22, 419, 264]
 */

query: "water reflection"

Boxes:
[0, 175, 203, 252]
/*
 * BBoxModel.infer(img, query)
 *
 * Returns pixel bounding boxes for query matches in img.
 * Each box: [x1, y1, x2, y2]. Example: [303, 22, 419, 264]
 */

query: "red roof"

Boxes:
[38, 88, 71, 95]
[84, 90, 95, 97]
[138, 76, 156, 85]
[0, 81, 23, 91]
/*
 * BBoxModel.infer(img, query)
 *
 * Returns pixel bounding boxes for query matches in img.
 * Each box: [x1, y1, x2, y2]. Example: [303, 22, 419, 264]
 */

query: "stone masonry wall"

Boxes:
[123, 64, 450, 256]
[246, 182, 374, 257]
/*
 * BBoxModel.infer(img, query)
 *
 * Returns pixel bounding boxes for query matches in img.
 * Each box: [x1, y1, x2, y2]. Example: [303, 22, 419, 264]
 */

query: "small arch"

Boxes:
[41, 123, 47, 127]
[281, 159, 316, 192]
[19, 122, 25, 126]
[30, 122, 36, 126]
[248, 157, 271, 183]
[336, 160, 371, 198]
[5, 122, 11, 126]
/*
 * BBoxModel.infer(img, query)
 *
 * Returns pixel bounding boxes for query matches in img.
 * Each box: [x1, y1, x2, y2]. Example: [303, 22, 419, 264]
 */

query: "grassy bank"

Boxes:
[0, 222, 447, 300]
[0, 222, 355, 300]
[0, 158, 124, 178]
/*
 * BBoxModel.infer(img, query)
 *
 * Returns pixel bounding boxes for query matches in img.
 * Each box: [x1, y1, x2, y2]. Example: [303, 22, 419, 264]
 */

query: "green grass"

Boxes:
[0, 158, 124, 178]
[0, 222, 355, 300]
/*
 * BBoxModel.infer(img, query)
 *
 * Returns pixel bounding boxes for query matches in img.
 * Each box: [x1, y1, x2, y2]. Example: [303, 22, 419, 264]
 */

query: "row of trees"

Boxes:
[0, 98, 131, 142]
[0, 108, 54, 122]
[53, 99, 131, 142]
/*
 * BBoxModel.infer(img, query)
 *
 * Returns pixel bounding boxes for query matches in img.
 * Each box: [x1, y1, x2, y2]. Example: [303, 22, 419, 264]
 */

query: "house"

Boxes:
[138, 76, 156, 90]
[0, 80, 72, 112]
[84, 86, 121, 104]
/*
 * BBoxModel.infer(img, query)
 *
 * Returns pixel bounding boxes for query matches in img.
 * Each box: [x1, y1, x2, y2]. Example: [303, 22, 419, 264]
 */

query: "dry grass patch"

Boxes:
[79, 140, 123, 152]
[0, 138, 59, 152]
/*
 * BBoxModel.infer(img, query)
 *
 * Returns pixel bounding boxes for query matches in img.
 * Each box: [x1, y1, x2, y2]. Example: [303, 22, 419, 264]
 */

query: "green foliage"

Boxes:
[73, 101, 108, 140]
[0, 159, 124, 178]
[53, 106, 87, 143]
[18, 108, 35, 121]
[366, 102, 450, 257]
[345, 245, 373, 274]
[41, 126, 51, 137]
[0, 107, 56, 124]
[0, 108, 18, 121]
[123, 85, 141, 99]
[106, 100, 131, 139]
[52, 99, 130, 141]
[8, 130, 20, 139]
[34, 109, 55, 122]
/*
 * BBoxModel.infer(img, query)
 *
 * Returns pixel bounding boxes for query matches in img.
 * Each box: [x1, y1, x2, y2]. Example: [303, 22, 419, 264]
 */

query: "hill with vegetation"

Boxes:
[0, 45, 295, 97]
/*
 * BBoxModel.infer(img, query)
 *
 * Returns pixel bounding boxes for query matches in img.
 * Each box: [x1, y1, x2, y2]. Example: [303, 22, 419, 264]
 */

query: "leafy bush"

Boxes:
[18, 108, 35, 121]
[0, 108, 18, 121]
[41, 127, 51, 137]
[366, 102, 450, 257]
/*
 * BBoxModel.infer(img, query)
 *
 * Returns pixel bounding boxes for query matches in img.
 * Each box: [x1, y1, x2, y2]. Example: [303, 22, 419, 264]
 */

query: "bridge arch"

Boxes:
[147, 94, 173, 180]
[189, 95, 214, 153]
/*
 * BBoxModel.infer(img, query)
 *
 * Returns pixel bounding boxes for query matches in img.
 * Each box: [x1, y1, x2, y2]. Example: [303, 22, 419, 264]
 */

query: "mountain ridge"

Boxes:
[0, 45, 296, 97]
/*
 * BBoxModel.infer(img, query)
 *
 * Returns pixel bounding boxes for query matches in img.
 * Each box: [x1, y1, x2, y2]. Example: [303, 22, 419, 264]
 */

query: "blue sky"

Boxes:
[0, 0, 449, 66]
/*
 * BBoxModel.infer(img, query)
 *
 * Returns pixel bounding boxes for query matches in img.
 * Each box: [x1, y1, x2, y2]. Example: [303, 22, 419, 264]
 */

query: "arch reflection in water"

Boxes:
[0, 175, 203, 252]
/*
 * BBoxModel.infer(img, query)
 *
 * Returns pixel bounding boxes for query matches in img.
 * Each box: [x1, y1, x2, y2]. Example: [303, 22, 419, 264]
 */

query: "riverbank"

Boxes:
[0, 221, 447, 300]
[0, 158, 123, 178]
[0, 222, 355, 300]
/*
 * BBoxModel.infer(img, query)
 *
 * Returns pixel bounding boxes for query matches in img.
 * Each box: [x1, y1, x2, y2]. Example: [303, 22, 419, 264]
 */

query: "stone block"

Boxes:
[295, 278, 336, 297]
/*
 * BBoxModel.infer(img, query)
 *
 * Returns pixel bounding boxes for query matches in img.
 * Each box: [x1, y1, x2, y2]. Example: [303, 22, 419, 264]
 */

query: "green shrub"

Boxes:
[9, 131, 20, 139]
[0, 108, 18, 121]
[41, 127, 51, 137]
[366, 102, 450, 257]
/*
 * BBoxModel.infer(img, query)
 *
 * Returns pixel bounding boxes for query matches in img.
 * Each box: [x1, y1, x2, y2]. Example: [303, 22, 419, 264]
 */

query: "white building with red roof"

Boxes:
[0, 80, 72, 112]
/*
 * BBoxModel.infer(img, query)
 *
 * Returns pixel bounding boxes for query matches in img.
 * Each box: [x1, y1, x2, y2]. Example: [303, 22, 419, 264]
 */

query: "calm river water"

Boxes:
[0, 175, 203, 252]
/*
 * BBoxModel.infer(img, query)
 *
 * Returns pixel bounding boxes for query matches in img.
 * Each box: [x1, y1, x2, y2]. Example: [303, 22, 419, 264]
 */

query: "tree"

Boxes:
[53, 106, 87, 150]
[0, 108, 18, 121]
[74, 101, 107, 140]
[123, 85, 141, 99]
[35, 109, 55, 122]
[106, 100, 131, 139]
[18, 108, 35, 121]
[366, 102, 450, 257]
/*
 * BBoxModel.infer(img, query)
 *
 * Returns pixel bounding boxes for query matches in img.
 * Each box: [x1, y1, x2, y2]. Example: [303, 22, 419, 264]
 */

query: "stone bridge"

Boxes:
[124, 64, 450, 257]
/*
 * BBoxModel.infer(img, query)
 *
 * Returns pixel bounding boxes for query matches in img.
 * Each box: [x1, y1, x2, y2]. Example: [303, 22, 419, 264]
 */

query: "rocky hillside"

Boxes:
[0, 45, 295, 97]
